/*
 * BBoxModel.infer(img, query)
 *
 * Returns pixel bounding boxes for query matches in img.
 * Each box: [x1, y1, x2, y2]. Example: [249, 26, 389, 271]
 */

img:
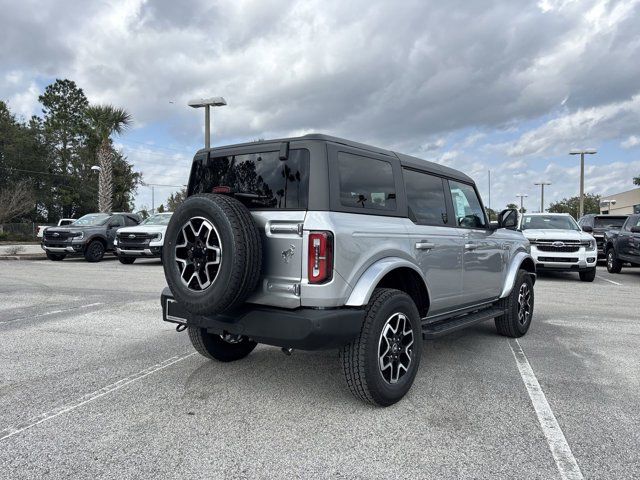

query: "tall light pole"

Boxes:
[516, 193, 528, 213]
[569, 149, 597, 219]
[534, 182, 552, 213]
[188, 97, 227, 149]
[140, 182, 186, 214]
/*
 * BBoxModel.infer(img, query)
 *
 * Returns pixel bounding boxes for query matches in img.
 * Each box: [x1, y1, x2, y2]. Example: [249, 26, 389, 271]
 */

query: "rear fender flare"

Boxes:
[345, 257, 430, 307]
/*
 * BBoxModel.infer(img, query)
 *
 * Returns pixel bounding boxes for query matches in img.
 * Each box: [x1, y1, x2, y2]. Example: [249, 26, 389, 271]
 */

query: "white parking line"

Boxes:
[509, 339, 584, 480]
[0, 352, 196, 441]
[0, 302, 104, 325]
[596, 276, 622, 286]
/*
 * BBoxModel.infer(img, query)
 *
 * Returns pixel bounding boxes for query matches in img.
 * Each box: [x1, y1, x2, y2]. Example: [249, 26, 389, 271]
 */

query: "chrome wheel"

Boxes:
[607, 251, 613, 270]
[517, 283, 532, 326]
[175, 217, 222, 291]
[378, 312, 414, 384]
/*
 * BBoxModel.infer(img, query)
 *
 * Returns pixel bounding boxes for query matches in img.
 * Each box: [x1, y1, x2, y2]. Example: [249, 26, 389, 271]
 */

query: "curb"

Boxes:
[0, 254, 46, 261]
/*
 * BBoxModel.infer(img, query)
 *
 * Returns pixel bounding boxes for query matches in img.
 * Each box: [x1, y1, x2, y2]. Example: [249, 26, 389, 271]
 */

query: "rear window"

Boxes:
[594, 216, 627, 228]
[338, 152, 396, 211]
[189, 149, 310, 209]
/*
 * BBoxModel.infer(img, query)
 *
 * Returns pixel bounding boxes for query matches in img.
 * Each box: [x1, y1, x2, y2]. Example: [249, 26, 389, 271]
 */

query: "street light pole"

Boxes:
[534, 182, 552, 213]
[189, 97, 227, 149]
[516, 193, 528, 213]
[569, 149, 597, 219]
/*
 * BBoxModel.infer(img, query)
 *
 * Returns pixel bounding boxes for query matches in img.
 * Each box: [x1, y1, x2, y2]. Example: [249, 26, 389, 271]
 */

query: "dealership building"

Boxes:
[599, 187, 640, 214]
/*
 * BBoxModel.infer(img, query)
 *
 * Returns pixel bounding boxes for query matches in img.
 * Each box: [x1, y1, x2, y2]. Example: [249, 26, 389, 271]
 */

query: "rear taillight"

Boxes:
[308, 231, 333, 284]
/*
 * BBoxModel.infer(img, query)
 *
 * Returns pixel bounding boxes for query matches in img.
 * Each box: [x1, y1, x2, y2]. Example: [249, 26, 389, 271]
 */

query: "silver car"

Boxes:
[161, 134, 535, 406]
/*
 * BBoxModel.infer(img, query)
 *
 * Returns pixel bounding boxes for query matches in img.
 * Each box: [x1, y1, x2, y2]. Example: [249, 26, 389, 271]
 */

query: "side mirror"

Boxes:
[631, 226, 640, 233]
[498, 208, 518, 229]
[581, 225, 593, 233]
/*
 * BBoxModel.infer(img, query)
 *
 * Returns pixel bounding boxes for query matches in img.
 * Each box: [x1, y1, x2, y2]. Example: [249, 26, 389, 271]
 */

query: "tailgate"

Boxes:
[246, 211, 306, 308]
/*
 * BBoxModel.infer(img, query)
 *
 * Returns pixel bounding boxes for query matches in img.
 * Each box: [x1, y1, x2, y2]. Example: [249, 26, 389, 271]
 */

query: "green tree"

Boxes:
[166, 187, 187, 211]
[39, 79, 90, 219]
[86, 105, 132, 212]
[506, 203, 518, 210]
[485, 207, 497, 221]
[156, 204, 166, 213]
[634, 175, 639, 186]
[548, 193, 601, 219]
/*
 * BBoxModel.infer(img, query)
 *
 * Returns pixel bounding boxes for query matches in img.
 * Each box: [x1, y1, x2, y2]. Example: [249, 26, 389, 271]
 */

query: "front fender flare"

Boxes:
[345, 257, 429, 307]
[500, 252, 536, 298]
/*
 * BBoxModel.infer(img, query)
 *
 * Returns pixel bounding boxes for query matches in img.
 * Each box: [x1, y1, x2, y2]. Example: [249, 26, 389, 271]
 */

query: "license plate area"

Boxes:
[164, 298, 188, 325]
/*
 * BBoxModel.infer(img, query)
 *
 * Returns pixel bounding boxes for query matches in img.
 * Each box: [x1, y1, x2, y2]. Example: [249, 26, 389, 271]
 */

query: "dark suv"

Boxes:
[42, 212, 141, 262]
[577, 214, 628, 259]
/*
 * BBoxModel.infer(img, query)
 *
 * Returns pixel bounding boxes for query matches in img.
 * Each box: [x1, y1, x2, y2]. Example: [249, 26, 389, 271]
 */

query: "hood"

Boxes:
[116, 224, 167, 235]
[522, 229, 591, 241]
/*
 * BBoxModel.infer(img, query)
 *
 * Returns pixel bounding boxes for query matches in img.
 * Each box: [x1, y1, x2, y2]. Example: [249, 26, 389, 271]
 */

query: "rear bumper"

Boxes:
[161, 287, 364, 350]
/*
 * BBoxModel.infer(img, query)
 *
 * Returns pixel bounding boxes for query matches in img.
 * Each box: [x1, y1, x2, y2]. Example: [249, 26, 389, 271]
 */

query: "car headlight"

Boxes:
[114, 238, 118, 245]
[587, 239, 596, 251]
[72, 231, 84, 240]
[152, 233, 162, 241]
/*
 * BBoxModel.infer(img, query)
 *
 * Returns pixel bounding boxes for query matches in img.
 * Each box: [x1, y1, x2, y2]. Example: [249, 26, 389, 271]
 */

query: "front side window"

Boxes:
[190, 149, 310, 210]
[109, 215, 125, 227]
[448, 180, 487, 228]
[403, 169, 448, 225]
[338, 152, 396, 211]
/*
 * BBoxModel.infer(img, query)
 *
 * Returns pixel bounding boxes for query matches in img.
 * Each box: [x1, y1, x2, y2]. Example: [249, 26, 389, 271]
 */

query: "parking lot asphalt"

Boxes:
[0, 258, 638, 479]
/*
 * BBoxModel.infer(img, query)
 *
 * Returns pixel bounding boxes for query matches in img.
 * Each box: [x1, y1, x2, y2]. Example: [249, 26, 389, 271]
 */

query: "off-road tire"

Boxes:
[606, 249, 622, 273]
[188, 326, 257, 362]
[579, 268, 596, 282]
[84, 240, 105, 262]
[495, 269, 534, 337]
[118, 256, 136, 265]
[46, 252, 65, 261]
[163, 194, 262, 315]
[341, 288, 423, 407]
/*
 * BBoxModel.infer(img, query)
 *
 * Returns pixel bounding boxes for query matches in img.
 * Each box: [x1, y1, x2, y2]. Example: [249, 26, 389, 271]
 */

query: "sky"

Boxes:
[1, 0, 639, 213]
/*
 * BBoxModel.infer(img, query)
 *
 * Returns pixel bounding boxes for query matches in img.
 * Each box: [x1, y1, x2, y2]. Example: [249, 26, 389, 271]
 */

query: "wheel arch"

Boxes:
[345, 257, 430, 318]
[500, 252, 536, 299]
[86, 235, 108, 249]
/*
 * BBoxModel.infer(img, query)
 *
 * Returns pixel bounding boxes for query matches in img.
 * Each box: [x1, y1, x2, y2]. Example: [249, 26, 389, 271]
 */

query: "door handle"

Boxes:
[464, 243, 478, 251]
[415, 241, 436, 250]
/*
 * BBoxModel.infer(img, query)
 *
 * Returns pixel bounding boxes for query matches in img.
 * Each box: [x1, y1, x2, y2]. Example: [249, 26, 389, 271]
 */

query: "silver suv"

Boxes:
[161, 134, 536, 406]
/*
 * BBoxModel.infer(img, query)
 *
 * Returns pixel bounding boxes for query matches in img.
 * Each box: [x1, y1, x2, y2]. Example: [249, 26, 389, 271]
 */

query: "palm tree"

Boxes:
[86, 105, 132, 212]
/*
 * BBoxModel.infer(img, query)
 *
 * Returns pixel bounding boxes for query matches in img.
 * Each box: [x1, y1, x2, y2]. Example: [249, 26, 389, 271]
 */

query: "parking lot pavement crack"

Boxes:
[509, 338, 584, 480]
[0, 352, 196, 442]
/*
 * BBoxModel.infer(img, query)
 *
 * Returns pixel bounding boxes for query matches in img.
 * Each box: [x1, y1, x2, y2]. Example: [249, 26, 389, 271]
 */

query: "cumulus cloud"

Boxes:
[1, 0, 639, 210]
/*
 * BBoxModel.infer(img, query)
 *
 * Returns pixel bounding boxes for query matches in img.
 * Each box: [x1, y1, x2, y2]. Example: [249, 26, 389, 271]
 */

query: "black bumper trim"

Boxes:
[161, 287, 364, 350]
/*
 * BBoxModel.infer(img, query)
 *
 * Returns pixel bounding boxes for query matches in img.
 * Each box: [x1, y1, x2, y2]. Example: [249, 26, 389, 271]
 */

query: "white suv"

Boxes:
[519, 213, 597, 281]
[114, 212, 172, 264]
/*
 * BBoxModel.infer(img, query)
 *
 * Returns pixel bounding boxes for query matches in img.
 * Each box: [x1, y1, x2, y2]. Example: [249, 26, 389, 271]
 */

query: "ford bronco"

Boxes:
[161, 134, 536, 406]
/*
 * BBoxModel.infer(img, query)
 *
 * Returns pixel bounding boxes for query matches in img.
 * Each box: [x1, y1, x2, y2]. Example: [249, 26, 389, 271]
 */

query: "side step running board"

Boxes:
[422, 307, 506, 339]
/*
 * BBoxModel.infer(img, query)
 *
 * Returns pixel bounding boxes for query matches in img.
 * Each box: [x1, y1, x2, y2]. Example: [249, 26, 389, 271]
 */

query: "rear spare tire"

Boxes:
[162, 194, 262, 315]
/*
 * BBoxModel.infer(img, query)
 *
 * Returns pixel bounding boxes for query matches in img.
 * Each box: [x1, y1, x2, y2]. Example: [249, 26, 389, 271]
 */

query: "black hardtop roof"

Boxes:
[198, 133, 473, 183]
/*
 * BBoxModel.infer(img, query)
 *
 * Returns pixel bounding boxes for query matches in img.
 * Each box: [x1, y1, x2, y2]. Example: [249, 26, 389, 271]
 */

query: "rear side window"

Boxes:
[338, 152, 396, 211]
[125, 216, 138, 226]
[448, 180, 487, 228]
[189, 149, 310, 209]
[403, 169, 448, 225]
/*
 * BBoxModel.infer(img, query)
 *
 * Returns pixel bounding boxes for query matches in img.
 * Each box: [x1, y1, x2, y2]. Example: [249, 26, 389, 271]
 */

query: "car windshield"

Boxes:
[71, 214, 110, 226]
[594, 217, 627, 229]
[141, 214, 172, 225]
[521, 215, 580, 231]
